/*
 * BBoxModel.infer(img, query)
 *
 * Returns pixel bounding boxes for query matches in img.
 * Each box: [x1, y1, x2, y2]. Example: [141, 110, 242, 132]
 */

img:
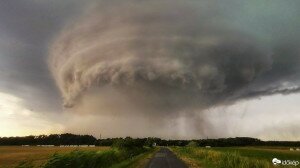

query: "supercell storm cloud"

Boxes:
[49, 0, 300, 116]
[0, 0, 300, 139]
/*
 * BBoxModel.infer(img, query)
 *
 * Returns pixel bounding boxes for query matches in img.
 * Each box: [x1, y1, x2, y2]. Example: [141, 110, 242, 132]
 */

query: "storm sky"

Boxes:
[0, 0, 299, 140]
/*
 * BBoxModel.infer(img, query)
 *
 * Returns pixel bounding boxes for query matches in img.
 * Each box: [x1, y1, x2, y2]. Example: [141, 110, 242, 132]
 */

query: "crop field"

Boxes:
[0, 146, 110, 168]
[172, 146, 300, 168]
[0, 145, 157, 168]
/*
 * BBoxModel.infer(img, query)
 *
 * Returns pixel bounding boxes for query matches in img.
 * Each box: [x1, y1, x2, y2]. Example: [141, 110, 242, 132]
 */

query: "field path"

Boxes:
[146, 147, 188, 168]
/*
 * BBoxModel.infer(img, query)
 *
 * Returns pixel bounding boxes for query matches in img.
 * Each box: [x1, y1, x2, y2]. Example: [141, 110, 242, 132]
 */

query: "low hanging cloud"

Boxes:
[48, 0, 300, 136]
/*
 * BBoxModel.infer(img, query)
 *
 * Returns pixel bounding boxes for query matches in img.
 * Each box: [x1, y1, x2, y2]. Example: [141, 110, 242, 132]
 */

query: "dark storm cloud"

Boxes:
[49, 0, 300, 114]
[1, 0, 300, 139]
[0, 0, 88, 112]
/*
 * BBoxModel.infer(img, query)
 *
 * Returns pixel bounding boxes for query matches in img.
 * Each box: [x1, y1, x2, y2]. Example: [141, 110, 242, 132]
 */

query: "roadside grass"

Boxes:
[171, 147, 222, 168]
[169, 147, 202, 168]
[110, 147, 159, 168]
[171, 147, 300, 168]
[42, 147, 154, 168]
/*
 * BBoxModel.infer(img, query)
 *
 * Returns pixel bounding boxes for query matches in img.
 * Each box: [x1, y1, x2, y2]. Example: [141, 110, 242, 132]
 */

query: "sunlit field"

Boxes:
[0, 146, 109, 167]
[172, 146, 300, 168]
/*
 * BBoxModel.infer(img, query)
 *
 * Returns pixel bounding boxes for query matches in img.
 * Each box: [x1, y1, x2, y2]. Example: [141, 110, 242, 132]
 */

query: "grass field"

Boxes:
[0, 146, 109, 168]
[171, 146, 300, 168]
[213, 147, 300, 161]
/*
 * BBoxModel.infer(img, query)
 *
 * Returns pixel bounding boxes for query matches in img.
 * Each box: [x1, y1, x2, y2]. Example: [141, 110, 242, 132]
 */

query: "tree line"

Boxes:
[0, 134, 299, 147]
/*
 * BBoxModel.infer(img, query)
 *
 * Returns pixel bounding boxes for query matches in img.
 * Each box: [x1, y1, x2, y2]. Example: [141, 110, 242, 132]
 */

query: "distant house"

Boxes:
[40, 145, 54, 147]
[79, 145, 88, 147]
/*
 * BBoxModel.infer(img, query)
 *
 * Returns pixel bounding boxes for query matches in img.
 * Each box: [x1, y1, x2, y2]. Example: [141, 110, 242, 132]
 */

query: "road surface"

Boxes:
[146, 147, 188, 168]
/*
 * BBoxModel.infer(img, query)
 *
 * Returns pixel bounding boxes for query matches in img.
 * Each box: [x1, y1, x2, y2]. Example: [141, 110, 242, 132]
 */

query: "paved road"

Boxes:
[146, 147, 188, 168]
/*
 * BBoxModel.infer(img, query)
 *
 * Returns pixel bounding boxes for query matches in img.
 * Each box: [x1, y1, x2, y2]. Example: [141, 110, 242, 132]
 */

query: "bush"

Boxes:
[44, 138, 148, 168]
[112, 137, 145, 155]
[186, 141, 198, 147]
[114, 137, 144, 148]
[44, 150, 128, 168]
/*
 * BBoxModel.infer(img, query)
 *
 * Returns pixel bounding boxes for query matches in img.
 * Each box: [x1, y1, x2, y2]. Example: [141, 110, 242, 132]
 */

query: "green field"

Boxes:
[171, 146, 300, 168]
[213, 147, 300, 161]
